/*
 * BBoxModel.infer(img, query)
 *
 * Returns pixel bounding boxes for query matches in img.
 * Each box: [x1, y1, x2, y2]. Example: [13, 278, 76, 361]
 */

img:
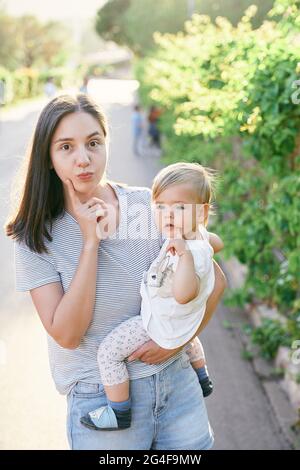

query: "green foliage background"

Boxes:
[0, 9, 73, 104]
[135, 0, 300, 347]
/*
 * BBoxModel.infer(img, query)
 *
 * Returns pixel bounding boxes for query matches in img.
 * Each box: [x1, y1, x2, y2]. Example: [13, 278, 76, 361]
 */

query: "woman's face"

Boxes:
[50, 111, 107, 201]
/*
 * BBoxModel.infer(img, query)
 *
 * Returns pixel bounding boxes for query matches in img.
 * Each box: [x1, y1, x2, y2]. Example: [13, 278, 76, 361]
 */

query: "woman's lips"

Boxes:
[77, 173, 93, 181]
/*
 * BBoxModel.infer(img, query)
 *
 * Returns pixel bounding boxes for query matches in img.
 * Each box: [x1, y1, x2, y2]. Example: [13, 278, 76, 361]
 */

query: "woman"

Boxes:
[5, 94, 226, 450]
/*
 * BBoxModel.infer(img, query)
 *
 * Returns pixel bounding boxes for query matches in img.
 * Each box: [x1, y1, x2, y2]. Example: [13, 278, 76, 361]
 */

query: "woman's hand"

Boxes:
[65, 179, 108, 245]
[127, 340, 182, 365]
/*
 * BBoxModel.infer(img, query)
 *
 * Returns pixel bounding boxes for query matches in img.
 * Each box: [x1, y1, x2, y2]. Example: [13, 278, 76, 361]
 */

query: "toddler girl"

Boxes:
[81, 162, 223, 431]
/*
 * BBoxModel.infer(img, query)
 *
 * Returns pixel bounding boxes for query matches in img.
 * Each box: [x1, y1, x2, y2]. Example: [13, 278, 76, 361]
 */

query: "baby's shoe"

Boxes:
[80, 405, 131, 431]
[195, 365, 214, 398]
[199, 376, 214, 397]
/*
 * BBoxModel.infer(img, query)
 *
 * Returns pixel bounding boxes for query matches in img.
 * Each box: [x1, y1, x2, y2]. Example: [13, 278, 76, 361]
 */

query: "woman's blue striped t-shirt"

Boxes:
[14, 183, 183, 395]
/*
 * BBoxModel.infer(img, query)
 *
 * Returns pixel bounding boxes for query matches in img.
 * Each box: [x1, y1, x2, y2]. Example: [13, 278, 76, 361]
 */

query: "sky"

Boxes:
[4, 0, 107, 20]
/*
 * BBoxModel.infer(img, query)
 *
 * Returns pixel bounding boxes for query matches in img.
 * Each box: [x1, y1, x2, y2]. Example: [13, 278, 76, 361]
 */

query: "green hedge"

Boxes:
[12, 68, 41, 101]
[136, 1, 300, 346]
[0, 66, 14, 104]
[0, 66, 74, 105]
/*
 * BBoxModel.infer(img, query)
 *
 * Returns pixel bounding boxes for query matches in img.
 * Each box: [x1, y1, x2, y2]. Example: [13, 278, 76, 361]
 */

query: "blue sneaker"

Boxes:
[81, 405, 132, 431]
[199, 377, 214, 397]
[80, 405, 119, 431]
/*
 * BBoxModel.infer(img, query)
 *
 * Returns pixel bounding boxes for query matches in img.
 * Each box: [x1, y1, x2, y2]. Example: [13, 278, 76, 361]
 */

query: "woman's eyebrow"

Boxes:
[86, 131, 103, 139]
[53, 131, 103, 144]
[155, 200, 190, 204]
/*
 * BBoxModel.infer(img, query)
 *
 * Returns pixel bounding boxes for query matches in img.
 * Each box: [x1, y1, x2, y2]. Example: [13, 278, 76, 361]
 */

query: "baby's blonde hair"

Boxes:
[152, 162, 215, 205]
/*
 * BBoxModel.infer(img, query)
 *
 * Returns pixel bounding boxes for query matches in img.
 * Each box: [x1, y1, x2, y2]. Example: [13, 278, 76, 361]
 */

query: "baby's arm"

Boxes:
[208, 232, 224, 254]
[166, 239, 200, 305]
[128, 261, 227, 364]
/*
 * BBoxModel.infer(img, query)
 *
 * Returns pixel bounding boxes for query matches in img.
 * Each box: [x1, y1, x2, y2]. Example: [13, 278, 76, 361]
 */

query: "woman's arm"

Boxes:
[30, 241, 99, 349]
[29, 179, 107, 349]
[128, 260, 227, 364]
[190, 259, 226, 336]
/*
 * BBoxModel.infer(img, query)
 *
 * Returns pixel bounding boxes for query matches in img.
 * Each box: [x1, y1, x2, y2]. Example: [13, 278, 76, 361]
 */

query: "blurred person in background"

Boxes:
[131, 104, 143, 156]
[148, 105, 162, 149]
[80, 76, 89, 94]
[44, 77, 57, 99]
[0, 79, 5, 106]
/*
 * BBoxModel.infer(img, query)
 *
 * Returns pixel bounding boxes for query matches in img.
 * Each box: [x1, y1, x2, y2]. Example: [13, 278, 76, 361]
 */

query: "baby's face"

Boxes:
[152, 183, 207, 239]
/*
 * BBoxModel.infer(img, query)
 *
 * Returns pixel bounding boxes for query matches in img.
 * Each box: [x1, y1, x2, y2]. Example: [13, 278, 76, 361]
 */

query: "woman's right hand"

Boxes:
[127, 340, 183, 365]
[65, 179, 108, 246]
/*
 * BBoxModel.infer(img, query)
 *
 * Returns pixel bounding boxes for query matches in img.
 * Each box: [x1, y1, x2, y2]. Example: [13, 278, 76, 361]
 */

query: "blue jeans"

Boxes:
[66, 353, 214, 450]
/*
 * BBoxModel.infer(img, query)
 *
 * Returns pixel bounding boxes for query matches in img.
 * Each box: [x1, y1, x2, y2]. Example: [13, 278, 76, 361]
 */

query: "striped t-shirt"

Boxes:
[14, 183, 183, 395]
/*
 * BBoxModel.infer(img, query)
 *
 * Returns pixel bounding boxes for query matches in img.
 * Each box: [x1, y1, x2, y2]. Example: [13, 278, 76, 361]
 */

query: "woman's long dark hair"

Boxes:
[5, 94, 108, 253]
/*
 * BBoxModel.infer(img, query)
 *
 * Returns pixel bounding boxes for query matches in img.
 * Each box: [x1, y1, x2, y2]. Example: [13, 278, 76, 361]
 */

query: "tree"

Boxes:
[15, 16, 71, 68]
[14, 15, 44, 68]
[198, 0, 274, 28]
[39, 20, 72, 67]
[0, 11, 19, 70]
[0, 9, 71, 70]
[95, 0, 131, 44]
[122, 0, 194, 54]
[95, 0, 274, 55]
[95, 0, 198, 53]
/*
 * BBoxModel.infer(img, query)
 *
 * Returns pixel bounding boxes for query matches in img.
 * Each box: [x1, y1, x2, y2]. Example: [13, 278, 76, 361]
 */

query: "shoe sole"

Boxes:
[80, 417, 129, 431]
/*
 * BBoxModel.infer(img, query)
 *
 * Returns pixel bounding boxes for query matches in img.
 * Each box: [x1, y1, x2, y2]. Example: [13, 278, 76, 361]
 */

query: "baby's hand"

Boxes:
[166, 239, 187, 257]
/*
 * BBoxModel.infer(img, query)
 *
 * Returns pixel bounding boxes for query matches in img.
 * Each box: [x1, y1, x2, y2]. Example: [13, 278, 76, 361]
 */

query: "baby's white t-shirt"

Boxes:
[140, 226, 215, 349]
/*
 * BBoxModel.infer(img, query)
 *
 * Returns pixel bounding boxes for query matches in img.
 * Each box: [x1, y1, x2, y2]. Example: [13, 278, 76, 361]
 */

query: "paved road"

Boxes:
[0, 81, 291, 449]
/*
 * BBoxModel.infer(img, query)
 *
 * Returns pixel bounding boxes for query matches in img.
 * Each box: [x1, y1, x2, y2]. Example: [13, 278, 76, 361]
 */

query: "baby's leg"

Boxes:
[81, 316, 150, 431]
[97, 315, 150, 402]
[185, 337, 213, 398]
[185, 336, 206, 369]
